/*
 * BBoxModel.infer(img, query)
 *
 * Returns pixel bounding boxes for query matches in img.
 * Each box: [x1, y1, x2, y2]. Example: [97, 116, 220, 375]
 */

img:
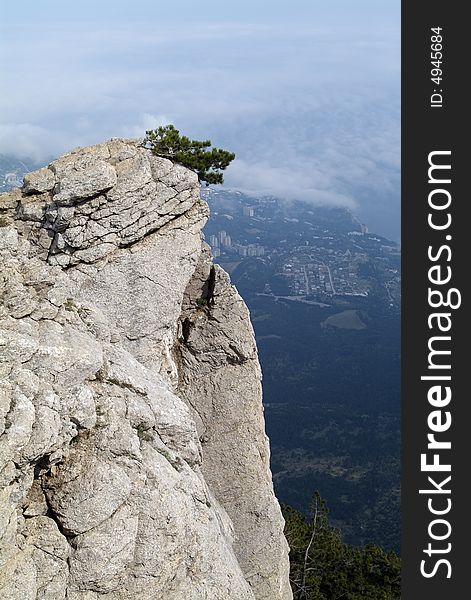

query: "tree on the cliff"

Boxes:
[144, 125, 235, 185]
[283, 492, 401, 600]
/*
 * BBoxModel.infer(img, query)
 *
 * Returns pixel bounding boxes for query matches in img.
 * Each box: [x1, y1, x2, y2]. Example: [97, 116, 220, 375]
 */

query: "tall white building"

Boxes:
[209, 235, 219, 248]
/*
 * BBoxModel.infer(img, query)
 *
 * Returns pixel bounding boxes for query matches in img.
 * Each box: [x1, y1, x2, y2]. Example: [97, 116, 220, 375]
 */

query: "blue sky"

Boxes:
[0, 1, 400, 238]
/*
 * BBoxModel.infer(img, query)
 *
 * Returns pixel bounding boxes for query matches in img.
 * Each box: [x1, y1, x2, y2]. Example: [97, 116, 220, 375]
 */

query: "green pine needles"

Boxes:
[144, 125, 235, 185]
[283, 493, 401, 600]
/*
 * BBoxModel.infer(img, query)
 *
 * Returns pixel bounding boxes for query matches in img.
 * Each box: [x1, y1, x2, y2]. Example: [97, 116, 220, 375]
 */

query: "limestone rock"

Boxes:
[177, 253, 292, 600]
[0, 139, 292, 599]
[23, 167, 56, 195]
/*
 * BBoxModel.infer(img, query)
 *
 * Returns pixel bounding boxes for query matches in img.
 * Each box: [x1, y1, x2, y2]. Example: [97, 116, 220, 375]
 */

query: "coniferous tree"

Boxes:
[144, 125, 235, 185]
[283, 492, 401, 599]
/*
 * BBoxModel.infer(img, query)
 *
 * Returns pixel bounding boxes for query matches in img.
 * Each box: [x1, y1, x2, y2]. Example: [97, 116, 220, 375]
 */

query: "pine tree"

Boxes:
[144, 125, 235, 185]
[283, 493, 401, 599]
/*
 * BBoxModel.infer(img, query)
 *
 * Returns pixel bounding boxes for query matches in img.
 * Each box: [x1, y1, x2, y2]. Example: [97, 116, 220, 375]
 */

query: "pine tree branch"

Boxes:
[301, 498, 319, 594]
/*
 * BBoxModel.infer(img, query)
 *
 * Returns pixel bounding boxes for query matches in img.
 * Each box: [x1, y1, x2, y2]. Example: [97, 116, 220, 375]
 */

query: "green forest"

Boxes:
[284, 494, 401, 599]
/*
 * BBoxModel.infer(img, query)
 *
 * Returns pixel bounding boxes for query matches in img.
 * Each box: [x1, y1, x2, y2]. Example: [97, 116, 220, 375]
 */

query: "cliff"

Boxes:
[0, 140, 292, 599]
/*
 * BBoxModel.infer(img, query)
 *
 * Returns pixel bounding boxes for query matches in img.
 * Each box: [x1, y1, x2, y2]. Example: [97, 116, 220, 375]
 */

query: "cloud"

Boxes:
[225, 159, 356, 208]
[0, 10, 399, 236]
[120, 113, 171, 139]
[0, 123, 63, 162]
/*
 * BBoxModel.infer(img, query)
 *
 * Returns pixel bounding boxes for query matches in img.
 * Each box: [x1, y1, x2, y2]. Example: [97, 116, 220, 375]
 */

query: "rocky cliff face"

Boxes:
[0, 140, 292, 600]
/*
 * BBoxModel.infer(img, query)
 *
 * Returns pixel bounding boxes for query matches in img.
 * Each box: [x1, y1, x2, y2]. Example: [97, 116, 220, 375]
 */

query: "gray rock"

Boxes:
[22, 168, 56, 195]
[0, 139, 292, 599]
[178, 255, 292, 600]
[50, 144, 117, 205]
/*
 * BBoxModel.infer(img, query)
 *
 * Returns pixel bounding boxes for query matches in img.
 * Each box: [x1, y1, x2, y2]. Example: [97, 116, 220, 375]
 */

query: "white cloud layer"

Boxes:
[0, 2, 400, 237]
[0, 123, 61, 163]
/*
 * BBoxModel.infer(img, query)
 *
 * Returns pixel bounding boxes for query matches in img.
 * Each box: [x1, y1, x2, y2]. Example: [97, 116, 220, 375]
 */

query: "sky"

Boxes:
[0, 1, 400, 239]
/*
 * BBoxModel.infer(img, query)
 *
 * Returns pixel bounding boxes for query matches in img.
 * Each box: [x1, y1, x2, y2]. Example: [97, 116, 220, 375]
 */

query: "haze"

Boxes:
[0, 0, 400, 238]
